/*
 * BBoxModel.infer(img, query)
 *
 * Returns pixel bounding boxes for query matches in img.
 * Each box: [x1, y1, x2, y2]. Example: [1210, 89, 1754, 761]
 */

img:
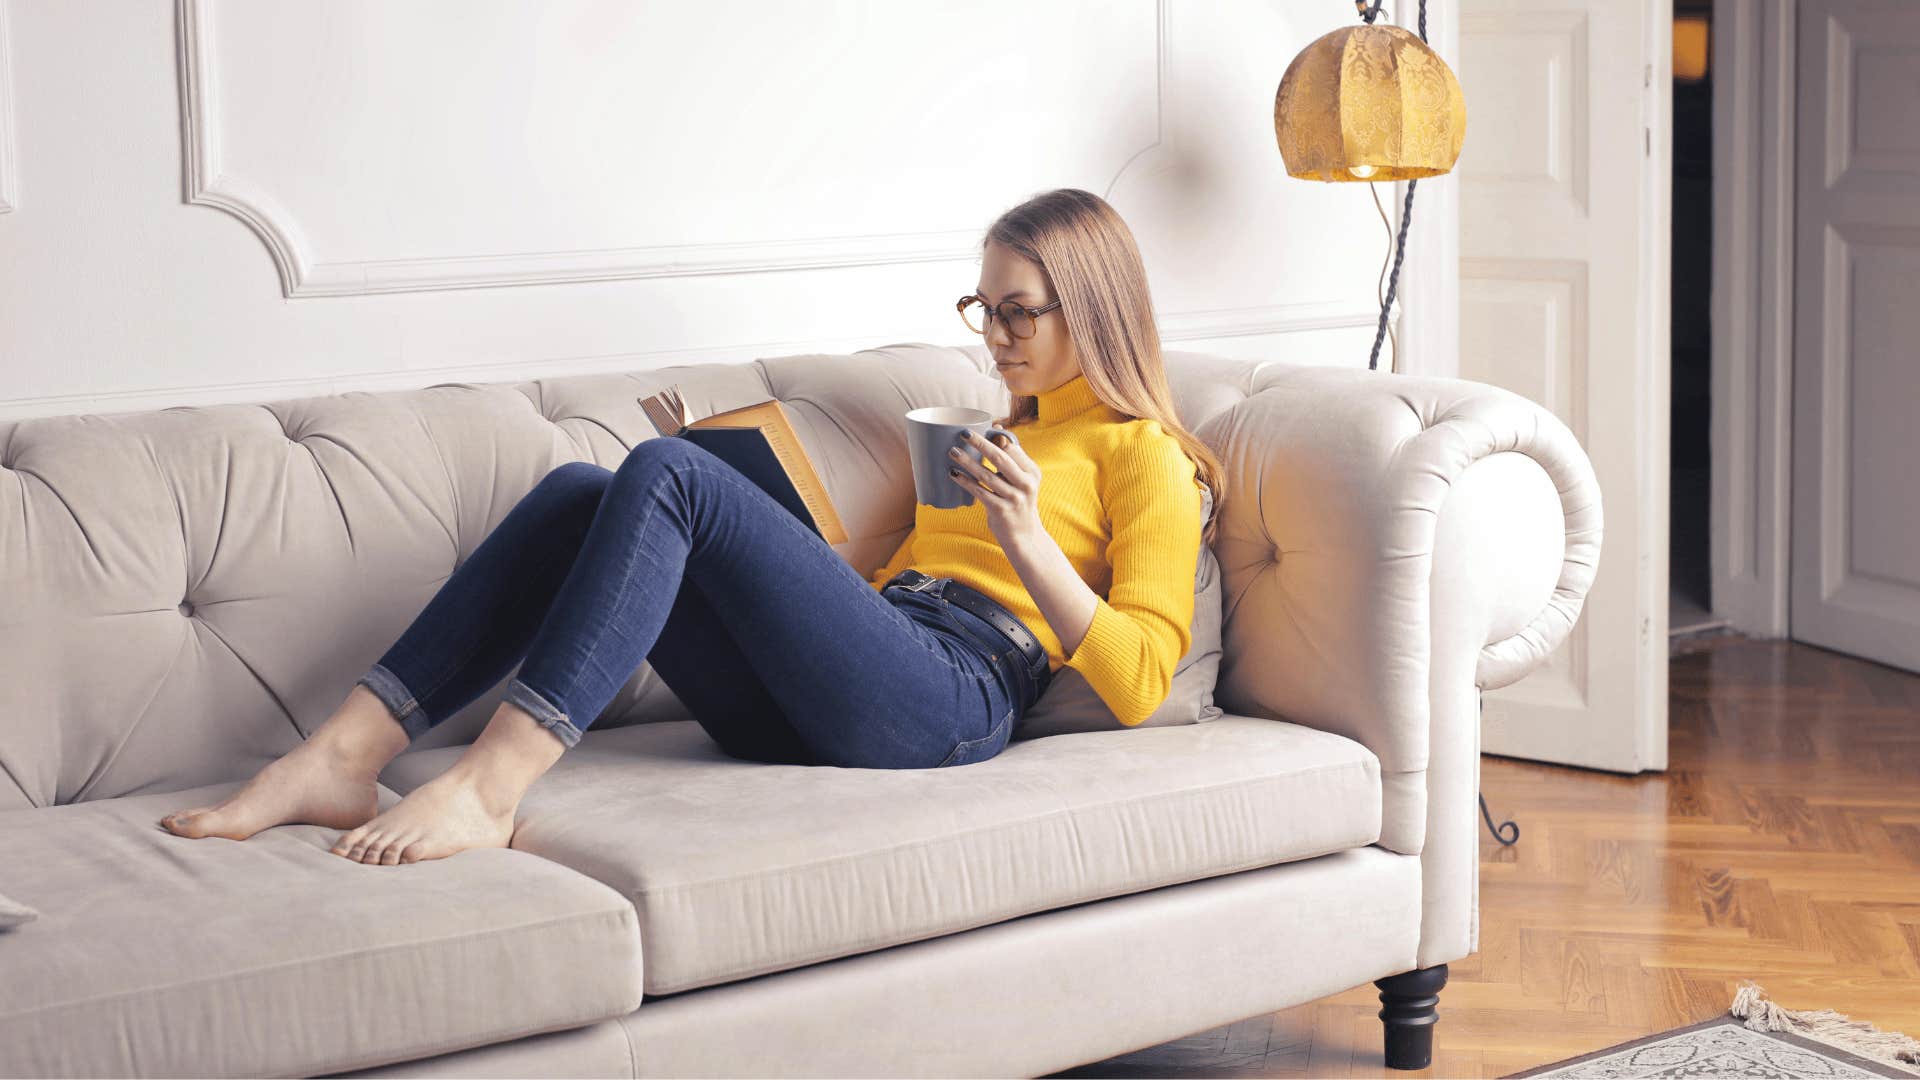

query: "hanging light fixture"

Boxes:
[1274, 0, 1466, 371]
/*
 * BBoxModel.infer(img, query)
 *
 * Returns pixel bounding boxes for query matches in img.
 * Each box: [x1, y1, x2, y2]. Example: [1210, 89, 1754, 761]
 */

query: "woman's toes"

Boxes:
[330, 826, 368, 859]
[161, 807, 214, 837]
[377, 837, 410, 865]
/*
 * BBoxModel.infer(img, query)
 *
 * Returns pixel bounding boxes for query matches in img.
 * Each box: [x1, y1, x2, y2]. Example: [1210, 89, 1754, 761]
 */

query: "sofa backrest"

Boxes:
[0, 341, 1381, 813]
[11, 340, 1451, 810]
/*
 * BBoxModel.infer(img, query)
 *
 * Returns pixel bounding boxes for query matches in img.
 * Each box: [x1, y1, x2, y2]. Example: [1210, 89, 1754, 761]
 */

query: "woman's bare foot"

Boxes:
[159, 685, 410, 841]
[330, 700, 567, 865]
[160, 737, 382, 840]
[329, 768, 516, 864]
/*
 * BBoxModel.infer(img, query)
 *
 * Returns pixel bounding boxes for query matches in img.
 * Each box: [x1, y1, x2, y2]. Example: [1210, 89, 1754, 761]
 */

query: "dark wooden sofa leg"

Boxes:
[1374, 963, 1449, 1071]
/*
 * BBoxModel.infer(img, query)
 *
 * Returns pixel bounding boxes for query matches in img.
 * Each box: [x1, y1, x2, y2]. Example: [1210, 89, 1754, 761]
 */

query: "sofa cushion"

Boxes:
[378, 712, 1381, 995]
[0, 889, 36, 930]
[0, 781, 646, 1079]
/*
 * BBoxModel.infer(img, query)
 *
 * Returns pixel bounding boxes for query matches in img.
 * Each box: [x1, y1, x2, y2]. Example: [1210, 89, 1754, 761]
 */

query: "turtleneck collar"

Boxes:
[1033, 372, 1107, 424]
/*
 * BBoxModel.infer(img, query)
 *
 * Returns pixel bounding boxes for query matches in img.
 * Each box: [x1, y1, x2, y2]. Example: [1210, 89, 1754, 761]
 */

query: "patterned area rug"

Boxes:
[1506, 1016, 1919, 1078]
[1506, 983, 1920, 1079]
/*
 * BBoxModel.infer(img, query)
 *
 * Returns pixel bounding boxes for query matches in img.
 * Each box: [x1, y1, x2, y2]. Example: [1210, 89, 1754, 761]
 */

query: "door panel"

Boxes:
[1459, 0, 1671, 771]
[1790, 0, 1920, 674]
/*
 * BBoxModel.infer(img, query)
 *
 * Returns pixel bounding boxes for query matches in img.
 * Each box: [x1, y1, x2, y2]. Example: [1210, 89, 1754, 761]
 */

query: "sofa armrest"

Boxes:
[1202, 363, 1602, 967]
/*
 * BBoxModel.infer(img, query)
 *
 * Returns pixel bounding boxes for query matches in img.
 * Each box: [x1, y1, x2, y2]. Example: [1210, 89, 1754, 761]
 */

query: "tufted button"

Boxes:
[178, 599, 194, 617]
[262, 405, 295, 443]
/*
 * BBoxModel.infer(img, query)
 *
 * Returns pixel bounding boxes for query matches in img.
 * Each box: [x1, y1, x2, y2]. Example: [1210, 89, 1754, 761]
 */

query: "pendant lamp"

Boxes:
[1273, 0, 1466, 371]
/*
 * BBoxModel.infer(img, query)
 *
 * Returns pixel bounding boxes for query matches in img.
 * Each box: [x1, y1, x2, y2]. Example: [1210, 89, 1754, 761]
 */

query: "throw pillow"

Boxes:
[0, 890, 39, 931]
[1015, 485, 1224, 739]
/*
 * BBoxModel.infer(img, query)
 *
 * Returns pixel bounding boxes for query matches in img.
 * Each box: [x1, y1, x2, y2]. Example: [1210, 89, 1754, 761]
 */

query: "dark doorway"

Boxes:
[1671, 0, 1723, 635]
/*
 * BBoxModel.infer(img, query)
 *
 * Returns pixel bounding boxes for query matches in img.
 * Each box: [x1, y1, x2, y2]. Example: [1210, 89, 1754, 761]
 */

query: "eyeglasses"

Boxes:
[957, 294, 1063, 339]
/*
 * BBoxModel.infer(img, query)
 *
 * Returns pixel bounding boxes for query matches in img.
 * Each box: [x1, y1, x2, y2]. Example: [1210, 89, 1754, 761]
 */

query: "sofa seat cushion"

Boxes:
[0, 781, 646, 1079]
[378, 713, 1382, 995]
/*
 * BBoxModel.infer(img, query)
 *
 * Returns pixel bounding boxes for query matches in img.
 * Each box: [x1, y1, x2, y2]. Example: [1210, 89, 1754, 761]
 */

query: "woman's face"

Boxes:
[975, 239, 1081, 397]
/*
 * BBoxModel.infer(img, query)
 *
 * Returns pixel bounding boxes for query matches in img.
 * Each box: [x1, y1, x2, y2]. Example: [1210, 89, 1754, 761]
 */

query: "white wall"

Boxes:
[0, 0, 1458, 421]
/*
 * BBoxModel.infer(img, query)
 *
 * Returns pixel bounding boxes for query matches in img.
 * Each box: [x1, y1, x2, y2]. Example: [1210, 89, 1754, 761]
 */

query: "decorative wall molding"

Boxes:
[1158, 301, 1381, 342]
[0, 0, 18, 214]
[175, 0, 1168, 299]
[5, 332, 899, 420]
[0, 298, 1380, 421]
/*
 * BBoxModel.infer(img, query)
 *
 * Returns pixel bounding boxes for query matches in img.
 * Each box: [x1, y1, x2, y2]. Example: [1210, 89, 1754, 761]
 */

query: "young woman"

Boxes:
[158, 187, 1225, 865]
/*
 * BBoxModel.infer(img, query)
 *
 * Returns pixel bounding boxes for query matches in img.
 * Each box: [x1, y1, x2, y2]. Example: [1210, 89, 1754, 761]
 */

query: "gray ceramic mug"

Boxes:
[905, 406, 1022, 509]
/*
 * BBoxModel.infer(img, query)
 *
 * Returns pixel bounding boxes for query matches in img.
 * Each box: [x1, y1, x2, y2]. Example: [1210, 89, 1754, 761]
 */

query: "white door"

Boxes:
[1788, 0, 1920, 676]
[1455, 0, 1672, 771]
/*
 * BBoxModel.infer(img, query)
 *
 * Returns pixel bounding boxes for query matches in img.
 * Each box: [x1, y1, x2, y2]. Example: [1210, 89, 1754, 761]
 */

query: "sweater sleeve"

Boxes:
[1064, 426, 1204, 726]
[867, 527, 917, 592]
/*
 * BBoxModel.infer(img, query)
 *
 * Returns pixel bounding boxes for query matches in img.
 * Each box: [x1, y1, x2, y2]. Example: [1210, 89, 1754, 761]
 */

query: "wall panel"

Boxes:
[0, 0, 1442, 418]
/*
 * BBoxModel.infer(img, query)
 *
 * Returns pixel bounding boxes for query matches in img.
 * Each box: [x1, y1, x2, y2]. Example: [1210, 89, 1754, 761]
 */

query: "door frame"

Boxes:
[1709, 0, 1796, 637]
[1640, 0, 1676, 770]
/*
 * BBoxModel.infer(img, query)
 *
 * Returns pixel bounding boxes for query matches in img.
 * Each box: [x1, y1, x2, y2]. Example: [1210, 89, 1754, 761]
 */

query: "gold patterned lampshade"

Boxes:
[1273, 23, 1466, 182]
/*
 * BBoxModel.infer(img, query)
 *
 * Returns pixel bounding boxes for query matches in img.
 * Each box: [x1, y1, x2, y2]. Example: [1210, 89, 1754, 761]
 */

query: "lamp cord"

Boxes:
[1370, 179, 1418, 372]
[1360, 3, 1509, 849]
[1368, 181, 1398, 365]
[1355, 0, 1426, 36]
[1360, 0, 1429, 373]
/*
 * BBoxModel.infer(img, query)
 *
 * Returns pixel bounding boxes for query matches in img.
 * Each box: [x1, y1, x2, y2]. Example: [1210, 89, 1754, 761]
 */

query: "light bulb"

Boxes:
[1349, 164, 1377, 179]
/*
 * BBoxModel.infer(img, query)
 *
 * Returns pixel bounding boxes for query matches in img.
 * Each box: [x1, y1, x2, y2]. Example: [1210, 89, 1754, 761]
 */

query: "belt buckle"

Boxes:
[893, 569, 941, 594]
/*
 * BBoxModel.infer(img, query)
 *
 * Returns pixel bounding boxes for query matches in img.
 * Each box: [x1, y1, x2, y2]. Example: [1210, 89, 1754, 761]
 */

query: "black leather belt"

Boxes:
[884, 568, 1052, 702]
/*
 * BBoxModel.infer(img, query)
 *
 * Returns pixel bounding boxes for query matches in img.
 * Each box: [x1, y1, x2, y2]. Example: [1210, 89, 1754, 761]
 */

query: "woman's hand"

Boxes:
[948, 429, 1045, 555]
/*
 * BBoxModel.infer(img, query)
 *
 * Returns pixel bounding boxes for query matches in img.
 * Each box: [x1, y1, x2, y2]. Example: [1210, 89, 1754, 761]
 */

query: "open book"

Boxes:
[637, 385, 849, 545]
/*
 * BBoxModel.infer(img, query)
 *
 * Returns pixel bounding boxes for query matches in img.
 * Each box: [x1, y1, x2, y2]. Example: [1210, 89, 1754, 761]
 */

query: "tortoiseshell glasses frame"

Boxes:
[956, 294, 1063, 339]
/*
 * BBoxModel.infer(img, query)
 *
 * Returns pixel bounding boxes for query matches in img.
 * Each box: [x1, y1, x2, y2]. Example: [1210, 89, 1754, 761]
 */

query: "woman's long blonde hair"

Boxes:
[985, 188, 1225, 547]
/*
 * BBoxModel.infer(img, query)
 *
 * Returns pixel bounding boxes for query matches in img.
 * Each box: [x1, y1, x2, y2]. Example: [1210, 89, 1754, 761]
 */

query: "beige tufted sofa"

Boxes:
[0, 341, 1601, 1078]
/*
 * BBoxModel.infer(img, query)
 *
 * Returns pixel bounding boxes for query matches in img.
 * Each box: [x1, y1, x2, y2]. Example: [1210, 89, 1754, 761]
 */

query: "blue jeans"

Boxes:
[353, 436, 1026, 769]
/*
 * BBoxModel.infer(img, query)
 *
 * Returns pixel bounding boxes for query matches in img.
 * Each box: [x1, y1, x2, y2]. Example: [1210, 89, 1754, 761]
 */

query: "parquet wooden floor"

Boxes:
[1048, 633, 1920, 1078]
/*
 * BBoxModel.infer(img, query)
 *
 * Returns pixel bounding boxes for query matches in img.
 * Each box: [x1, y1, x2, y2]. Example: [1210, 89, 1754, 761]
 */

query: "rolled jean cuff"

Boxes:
[502, 677, 586, 749]
[354, 662, 432, 743]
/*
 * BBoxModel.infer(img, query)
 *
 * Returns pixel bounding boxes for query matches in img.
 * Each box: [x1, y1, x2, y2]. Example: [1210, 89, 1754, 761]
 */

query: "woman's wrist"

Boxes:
[1009, 524, 1100, 655]
[1004, 522, 1051, 564]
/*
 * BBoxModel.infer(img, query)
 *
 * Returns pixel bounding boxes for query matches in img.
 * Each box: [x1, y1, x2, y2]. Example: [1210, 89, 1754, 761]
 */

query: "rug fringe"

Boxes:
[1730, 980, 1920, 1071]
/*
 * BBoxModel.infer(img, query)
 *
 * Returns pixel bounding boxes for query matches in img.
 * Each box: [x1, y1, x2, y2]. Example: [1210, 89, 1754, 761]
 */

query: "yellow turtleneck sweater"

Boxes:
[867, 371, 1204, 727]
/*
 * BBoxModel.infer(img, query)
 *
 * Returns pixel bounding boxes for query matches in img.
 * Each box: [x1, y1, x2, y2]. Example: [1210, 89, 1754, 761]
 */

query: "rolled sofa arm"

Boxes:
[1198, 363, 1602, 968]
